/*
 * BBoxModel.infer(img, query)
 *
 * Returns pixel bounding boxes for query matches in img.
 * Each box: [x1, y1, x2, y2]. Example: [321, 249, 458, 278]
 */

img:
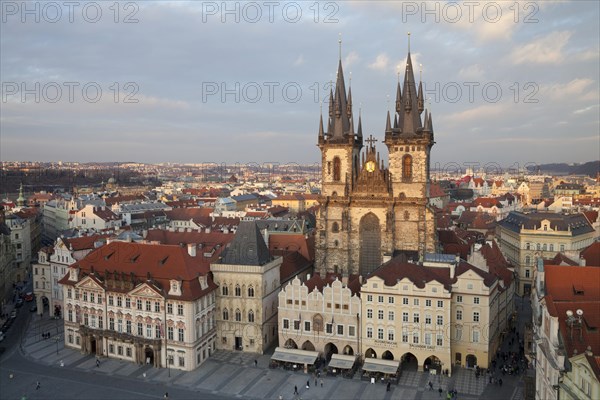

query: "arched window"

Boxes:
[248, 310, 254, 322]
[313, 314, 323, 332]
[248, 286, 254, 297]
[332, 222, 339, 233]
[402, 154, 413, 180]
[222, 308, 229, 320]
[222, 285, 228, 296]
[333, 157, 341, 181]
[525, 256, 530, 266]
[235, 309, 241, 322]
[235, 285, 241, 297]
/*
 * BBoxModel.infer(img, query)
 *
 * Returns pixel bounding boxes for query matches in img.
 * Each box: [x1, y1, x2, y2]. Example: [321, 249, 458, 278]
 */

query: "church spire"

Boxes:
[385, 110, 392, 134]
[17, 182, 25, 207]
[326, 37, 352, 141]
[400, 50, 422, 134]
[417, 64, 424, 114]
[357, 107, 363, 139]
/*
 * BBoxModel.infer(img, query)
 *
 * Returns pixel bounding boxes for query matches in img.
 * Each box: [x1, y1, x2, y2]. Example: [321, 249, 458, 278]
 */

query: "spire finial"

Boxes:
[349, 71, 352, 87]
[420, 64, 423, 82]
[338, 33, 342, 61]
[320, 100, 323, 114]
[359, 102, 362, 117]
[397, 65, 401, 83]
[387, 94, 390, 111]
[408, 31, 411, 53]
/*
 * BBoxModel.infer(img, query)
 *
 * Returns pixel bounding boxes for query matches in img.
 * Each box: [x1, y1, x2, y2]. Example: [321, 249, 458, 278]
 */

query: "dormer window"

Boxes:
[168, 279, 182, 296]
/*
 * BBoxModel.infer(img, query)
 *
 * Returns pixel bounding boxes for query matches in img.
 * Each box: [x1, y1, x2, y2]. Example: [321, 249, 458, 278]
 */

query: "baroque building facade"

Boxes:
[315, 50, 437, 277]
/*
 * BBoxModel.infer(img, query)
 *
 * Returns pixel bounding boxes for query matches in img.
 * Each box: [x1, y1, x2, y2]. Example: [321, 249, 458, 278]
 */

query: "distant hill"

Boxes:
[526, 161, 599, 177]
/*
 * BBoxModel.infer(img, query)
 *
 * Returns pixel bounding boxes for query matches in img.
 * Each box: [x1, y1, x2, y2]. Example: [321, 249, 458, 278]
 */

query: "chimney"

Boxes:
[187, 243, 197, 257]
[580, 255, 586, 267]
[341, 274, 348, 286]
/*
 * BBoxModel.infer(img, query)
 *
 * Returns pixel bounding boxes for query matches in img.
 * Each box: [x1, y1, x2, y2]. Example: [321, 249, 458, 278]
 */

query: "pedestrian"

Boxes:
[429, 381, 433, 390]
[96, 358, 100, 367]
[164, 392, 168, 399]
[254, 359, 257, 367]
[320, 379, 323, 387]
[314, 377, 317, 387]
[306, 380, 310, 389]
[279, 396, 283, 400]
[294, 385, 298, 395]
[386, 382, 391, 392]
[499, 378, 503, 386]
[438, 387, 442, 397]
[36, 381, 40, 390]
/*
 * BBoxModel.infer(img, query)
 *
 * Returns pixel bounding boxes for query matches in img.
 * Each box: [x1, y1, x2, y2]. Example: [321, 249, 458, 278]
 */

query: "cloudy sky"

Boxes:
[1, 1, 598, 168]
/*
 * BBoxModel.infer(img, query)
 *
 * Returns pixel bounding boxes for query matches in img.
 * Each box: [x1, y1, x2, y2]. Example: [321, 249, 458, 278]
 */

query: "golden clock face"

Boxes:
[365, 161, 376, 172]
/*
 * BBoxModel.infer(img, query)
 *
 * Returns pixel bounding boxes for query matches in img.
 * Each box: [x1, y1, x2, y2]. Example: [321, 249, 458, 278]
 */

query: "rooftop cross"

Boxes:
[365, 135, 377, 147]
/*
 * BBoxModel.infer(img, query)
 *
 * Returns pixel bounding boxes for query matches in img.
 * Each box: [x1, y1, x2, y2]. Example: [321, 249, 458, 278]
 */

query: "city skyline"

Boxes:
[1, 1, 599, 165]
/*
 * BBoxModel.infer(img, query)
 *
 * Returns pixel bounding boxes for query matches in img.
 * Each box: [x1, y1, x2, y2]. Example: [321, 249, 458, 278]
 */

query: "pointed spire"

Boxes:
[395, 81, 402, 113]
[385, 110, 392, 133]
[318, 113, 325, 138]
[399, 50, 422, 134]
[428, 111, 434, 134]
[347, 84, 353, 118]
[423, 109, 429, 131]
[393, 113, 398, 129]
[357, 107, 363, 139]
[17, 182, 25, 207]
[328, 87, 334, 117]
[418, 64, 424, 114]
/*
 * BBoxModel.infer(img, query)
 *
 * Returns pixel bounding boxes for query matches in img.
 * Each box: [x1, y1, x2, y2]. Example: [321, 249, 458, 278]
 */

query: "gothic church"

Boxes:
[315, 46, 438, 277]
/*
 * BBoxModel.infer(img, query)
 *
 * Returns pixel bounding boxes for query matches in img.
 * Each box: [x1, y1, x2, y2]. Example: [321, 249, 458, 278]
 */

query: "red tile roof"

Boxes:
[62, 234, 111, 251]
[60, 241, 217, 301]
[544, 266, 600, 358]
[581, 242, 600, 267]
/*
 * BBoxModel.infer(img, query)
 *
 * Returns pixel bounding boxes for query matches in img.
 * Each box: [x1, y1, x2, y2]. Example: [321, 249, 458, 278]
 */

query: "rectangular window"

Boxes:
[403, 297, 408, 305]
[473, 297, 480, 305]
[126, 320, 132, 334]
[472, 331, 480, 343]
[67, 288, 72, 299]
[378, 295, 384, 303]
[348, 326, 355, 337]
[90, 293, 95, 303]
[367, 309, 373, 319]
[304, 321, 311, 332]
[118, 346, 123, 356]
[388, 311, 394, 321]
[473, 312, 480, 322]
[68, 310, 73, 322]
[402, 331, 408, 343]
[137, 299, 142, 310]
[109, 295, 114, 306]
[117, 319, 123, 333]
[378, 310, 384, 320]
[83, 292, 88, 302]
[178, 328, 184, 342]
[145, 301, 151, 312]
[155, 302, 160, 312]
[425, 299, 432, 307]
[326, 323, 333, 334]
[283, 319, 289, 329]
[413, 332, 419, 344]
[177, 304, 184, 316]
[437, 300, 443, 308]
[156, 325, 161, 338]
[425, 333, 432, 345]
[146, 324, 152, 338]
[456, 310, 462, 320]
[84, 314, 89, 326]
[97, 295, 102, 304]
[388, 296, 394, 304]
[377, 328, 384, 340]
[179, 356, 185, 367]
[456, 295, 462, 303]
[388, 330, 394, 341]
[413, 298, 419, 306]
[367, 295, 373, 302]
[293, 320, 300, 330]
[367, 327, 372, 338]
[402, 312, 408, 322]
[167, 327, 174, 340]
[425, 315, 431, 325]
[413, 313, 420, 323]
[109, 344, 114, 354]
[125, 298, 131, 308]
[337, 325, 344, 335]
[117, 296, 122, 307]
[99, 316, 103, 329]
[437, 315, 443, 326]
[137, 323, 143, 336]
[109, 318, 114, 330]
[167, 303, 173, 314]
[436, 334, 443, 346]
[126, 347, 132, 357]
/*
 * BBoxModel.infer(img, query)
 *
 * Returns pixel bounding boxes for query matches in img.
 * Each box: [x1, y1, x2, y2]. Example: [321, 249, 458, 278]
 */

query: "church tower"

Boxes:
[316, 40, 437, 277]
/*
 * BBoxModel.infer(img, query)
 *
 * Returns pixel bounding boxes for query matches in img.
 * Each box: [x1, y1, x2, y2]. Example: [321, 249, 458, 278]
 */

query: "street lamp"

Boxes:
[55, 335, 61, 354]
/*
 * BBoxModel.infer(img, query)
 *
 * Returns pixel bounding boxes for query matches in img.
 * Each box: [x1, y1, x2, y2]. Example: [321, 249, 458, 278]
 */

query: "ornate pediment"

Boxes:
[129, 283, 162, 298]
[75, 275, 103, 290]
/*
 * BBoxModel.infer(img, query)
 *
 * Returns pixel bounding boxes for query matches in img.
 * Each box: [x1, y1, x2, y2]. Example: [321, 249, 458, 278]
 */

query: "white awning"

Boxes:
[362, 358, 400, 374]
[328, 354, 356, 370]
[271, 347, 319, 365]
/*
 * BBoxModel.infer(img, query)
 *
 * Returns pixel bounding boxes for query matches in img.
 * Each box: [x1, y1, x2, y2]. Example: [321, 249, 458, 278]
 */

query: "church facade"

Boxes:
[316, 50, 438, 277]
